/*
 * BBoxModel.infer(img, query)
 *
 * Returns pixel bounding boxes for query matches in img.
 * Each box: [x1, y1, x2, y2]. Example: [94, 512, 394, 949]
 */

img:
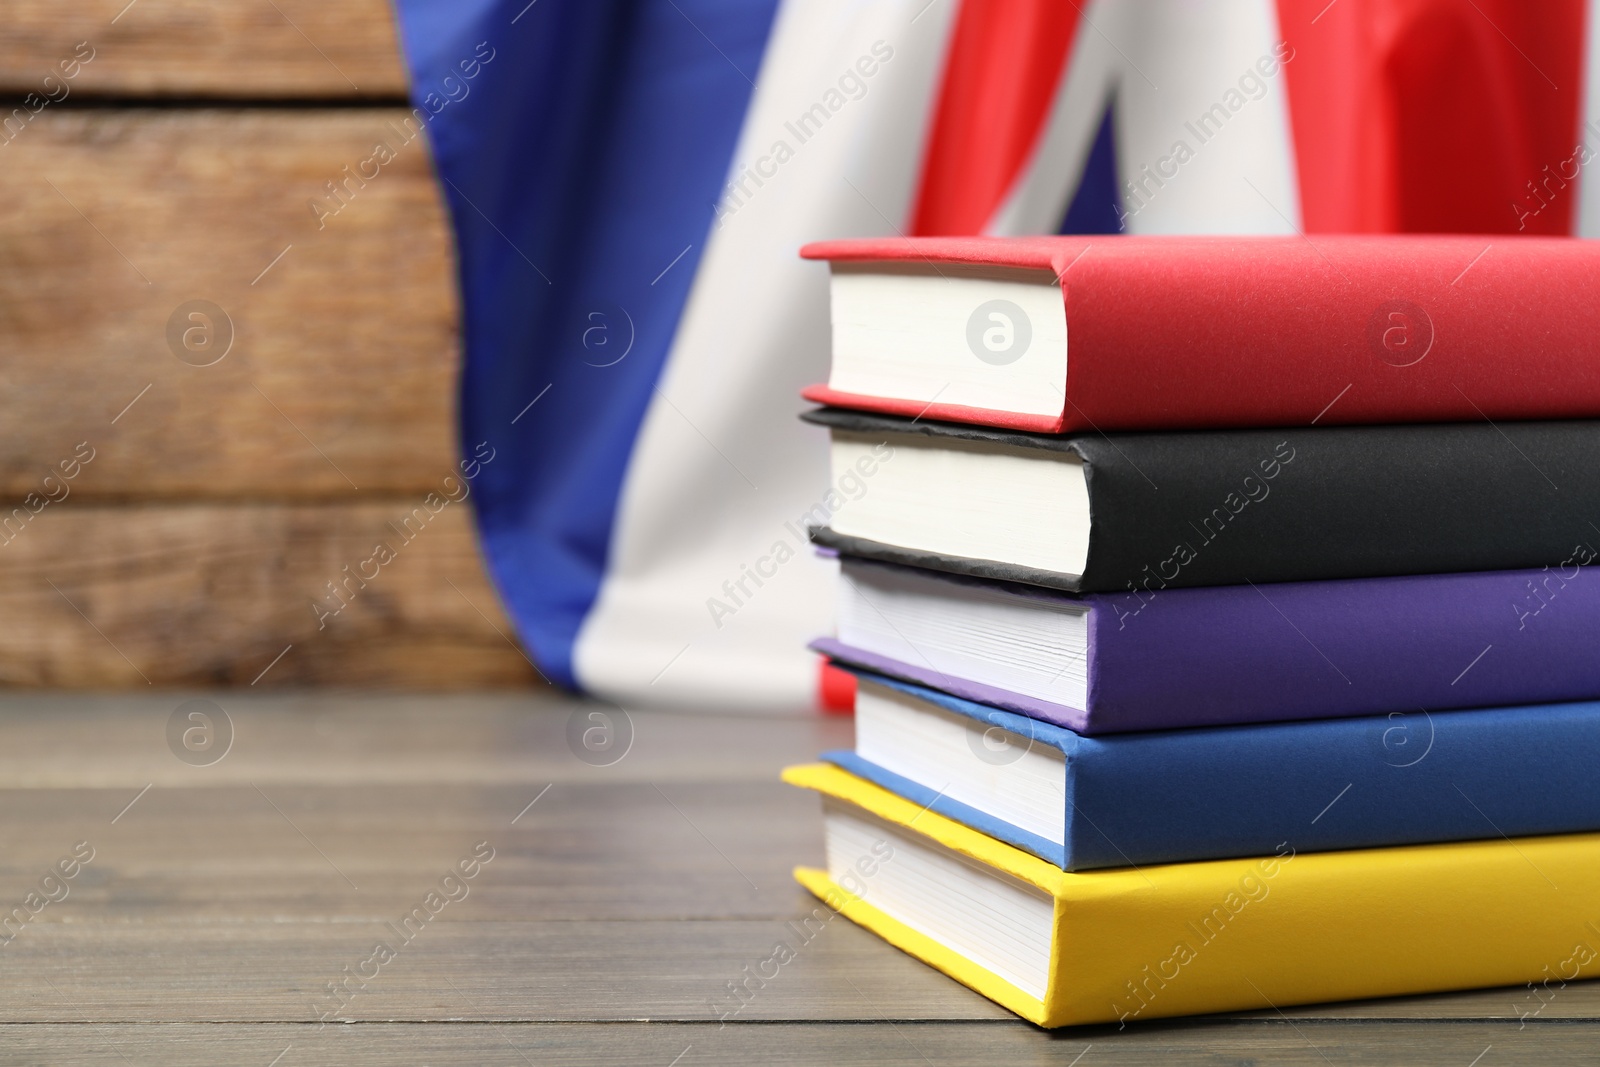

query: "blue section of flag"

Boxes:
[1059, 99, 1123, 234]
[391, 0, 780, 687]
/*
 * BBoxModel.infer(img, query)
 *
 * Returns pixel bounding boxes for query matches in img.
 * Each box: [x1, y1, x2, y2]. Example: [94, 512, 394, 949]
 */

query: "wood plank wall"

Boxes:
[0, 1, 542, 688]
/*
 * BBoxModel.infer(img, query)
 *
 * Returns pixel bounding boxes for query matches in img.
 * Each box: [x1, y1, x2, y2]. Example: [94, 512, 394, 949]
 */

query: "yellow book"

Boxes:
[784, 761, 1600, 1028]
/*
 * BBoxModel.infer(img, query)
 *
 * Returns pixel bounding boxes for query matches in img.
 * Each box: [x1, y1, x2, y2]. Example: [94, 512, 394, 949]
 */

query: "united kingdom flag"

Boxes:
[391, 0, 1595, 710]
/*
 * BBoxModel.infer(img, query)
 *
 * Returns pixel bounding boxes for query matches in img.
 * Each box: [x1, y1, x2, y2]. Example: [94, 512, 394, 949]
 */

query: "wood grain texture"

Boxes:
[0, 108, 464, 500]
[0, 504, 538, 687]
[0, 11, 531, 685]
[0, 695, 851, 787]
[0, 1, 409, 98]
[0, 783, 828, 922]
[0, 695, 1590, 1060]
[0, 0, 1583, 1053]
[0, 920, 1014, 1023]
[0, 1021, 1569, 1067]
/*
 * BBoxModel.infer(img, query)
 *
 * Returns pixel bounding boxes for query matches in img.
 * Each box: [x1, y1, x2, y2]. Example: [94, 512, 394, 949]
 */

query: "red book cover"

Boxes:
[801, 235, 1600, 433]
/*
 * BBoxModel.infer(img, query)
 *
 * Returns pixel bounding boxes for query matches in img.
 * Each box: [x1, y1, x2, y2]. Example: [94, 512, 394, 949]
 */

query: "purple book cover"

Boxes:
[816, 559, 1598, 734]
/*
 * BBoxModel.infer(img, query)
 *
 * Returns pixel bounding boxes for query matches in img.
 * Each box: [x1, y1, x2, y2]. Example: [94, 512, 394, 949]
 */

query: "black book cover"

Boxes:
[802, 407, 1600, 593]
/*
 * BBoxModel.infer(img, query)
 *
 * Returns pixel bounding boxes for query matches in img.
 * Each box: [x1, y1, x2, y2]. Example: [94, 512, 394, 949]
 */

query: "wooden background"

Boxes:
[0, 1, 540, 688]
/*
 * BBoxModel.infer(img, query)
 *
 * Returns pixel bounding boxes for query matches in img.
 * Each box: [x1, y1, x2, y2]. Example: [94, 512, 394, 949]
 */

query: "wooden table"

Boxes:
[0, 692, 1587, 1064]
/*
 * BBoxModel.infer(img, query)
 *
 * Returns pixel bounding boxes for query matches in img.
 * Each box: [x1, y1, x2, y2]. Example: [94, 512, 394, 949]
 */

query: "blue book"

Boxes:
[834, 670, 1600, 871]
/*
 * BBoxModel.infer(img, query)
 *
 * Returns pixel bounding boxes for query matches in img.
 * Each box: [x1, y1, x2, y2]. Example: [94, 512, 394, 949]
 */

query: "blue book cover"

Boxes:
[831, 671, 1600, 871]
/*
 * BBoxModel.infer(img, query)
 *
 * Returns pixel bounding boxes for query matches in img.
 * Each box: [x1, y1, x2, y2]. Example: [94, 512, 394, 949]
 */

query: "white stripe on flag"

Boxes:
[572, 0, 960, 710]
[1576, 0, 1600, 236]
[994, 0, 1301, 236]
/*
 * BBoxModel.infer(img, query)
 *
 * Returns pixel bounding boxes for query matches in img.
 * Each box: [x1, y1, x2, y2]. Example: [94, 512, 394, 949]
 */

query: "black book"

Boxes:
[802, 407, 1600, 593]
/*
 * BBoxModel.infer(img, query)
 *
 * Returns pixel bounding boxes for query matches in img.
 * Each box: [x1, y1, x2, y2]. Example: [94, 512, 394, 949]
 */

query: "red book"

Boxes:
[801, 235, 1600, 433]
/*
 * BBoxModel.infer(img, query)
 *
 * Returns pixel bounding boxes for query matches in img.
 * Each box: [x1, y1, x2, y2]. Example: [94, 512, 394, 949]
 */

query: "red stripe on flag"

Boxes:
[909, 0, 1082, 235]
[1276, 0, 1585, 234]
[817, 658, 857, 715]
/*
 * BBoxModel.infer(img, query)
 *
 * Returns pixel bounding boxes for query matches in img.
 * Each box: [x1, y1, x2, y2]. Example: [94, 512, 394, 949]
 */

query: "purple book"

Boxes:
[819, 553, 1598, 734]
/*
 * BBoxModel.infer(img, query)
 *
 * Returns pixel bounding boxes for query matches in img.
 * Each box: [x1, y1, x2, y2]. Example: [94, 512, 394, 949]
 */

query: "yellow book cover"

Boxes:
[784, 762, 1600, 1028]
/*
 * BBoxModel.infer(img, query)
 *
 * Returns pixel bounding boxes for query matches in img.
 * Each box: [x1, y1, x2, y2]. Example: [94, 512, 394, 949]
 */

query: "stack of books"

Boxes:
[783, 234, 1600, 1027]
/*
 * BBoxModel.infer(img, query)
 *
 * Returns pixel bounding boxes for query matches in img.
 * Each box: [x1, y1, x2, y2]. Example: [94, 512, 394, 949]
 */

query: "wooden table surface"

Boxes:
[0, 692, 1590, 1065]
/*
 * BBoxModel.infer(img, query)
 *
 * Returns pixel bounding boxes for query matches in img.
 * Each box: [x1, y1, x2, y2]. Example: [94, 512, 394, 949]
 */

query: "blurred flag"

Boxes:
[392, 0, 1593, 711]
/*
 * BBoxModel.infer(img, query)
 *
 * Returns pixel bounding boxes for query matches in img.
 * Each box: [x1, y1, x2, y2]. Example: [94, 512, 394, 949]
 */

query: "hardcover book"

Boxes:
[786, 761, 1600, 1028]
[835, 670, 1600, 870]
[805, 407, 1600, 591]
[801, 234, 1600, 433]
[817, 555, 1600, 734]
